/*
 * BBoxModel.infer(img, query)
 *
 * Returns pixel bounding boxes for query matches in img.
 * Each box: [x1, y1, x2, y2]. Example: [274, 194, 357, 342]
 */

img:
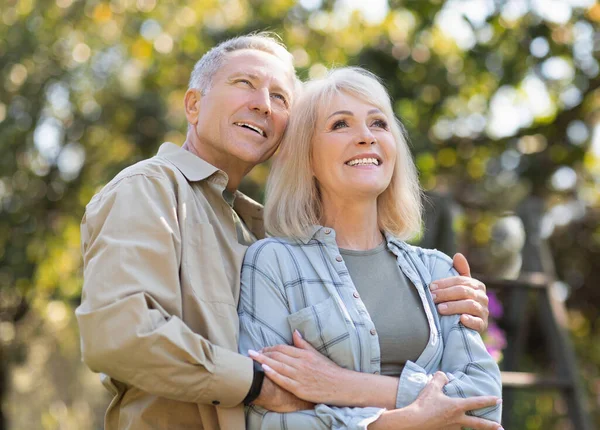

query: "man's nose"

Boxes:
[249, 88, 272, 115]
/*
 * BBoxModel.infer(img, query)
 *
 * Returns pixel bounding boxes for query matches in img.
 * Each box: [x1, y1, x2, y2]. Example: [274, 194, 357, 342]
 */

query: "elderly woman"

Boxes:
[238, 68, 502, 430]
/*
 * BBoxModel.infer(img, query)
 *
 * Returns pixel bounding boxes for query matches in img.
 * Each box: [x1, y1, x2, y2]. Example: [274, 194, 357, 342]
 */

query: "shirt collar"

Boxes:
[157, 142, 223, 183]
[298, 225, 408, 250]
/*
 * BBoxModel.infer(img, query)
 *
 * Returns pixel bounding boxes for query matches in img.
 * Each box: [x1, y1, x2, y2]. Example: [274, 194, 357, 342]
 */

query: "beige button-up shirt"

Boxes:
[76, 142, 264, 429]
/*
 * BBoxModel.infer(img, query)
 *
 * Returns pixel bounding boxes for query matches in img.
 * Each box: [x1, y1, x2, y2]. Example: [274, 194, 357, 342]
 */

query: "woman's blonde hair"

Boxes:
[264, 67, 422, 240]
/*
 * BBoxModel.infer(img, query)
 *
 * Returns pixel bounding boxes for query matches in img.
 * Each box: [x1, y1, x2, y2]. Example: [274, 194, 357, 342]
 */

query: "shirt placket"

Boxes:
[387, 240, 442, 371]
[320, 228, 381, 375]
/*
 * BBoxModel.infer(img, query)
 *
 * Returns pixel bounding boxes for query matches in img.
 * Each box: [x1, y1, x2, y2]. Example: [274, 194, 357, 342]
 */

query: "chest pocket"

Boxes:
[287, 297, 356, 370]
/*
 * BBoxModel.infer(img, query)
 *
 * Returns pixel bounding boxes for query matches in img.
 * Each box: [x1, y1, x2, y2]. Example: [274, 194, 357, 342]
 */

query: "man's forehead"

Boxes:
[221, 50, 296, 90]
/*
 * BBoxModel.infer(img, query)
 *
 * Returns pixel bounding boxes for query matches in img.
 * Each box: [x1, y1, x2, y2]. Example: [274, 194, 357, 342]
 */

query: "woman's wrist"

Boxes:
[332, 370, 399, 410]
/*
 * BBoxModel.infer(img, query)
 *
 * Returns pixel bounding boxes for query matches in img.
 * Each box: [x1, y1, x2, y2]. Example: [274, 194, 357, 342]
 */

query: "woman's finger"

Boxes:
[292, 329, 318, 352]
[456, 395, 502, 412]
[261, 363, 299, 393]
[248, 350, 299, 376]
[422, 371, 449, 393]
[260, 344, 306, 358]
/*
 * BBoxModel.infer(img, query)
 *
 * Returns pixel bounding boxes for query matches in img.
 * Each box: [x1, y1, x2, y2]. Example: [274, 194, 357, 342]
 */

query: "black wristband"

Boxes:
[242, 361, 265, 406]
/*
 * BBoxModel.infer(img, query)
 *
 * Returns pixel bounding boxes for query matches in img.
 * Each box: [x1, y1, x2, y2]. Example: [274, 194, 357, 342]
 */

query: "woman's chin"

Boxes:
[338, 183, 389, 201]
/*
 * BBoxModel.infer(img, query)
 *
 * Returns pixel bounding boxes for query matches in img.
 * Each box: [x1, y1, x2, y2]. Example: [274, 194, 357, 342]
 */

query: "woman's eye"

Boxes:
[372, 119, 388, 129]
[332, 120, 348, 129]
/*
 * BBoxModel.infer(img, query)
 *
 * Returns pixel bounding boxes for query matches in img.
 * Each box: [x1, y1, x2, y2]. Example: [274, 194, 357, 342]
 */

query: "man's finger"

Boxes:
[430, 276, 485, 292]
[431, 285, 478, 303]
[453, 253, 471, 277]
[292, 329, 318, 352]
[437, 299, 485, 319]
[460, 314, 486, 332]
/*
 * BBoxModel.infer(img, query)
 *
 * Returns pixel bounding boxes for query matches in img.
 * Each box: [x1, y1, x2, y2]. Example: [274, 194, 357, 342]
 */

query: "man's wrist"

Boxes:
[242, 362, 265, 406]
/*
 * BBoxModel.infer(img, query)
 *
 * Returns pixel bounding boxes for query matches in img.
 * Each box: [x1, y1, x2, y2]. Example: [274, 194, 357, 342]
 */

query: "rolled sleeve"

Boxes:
[395, 360, 430, 408]
[76, 173, 253, 407]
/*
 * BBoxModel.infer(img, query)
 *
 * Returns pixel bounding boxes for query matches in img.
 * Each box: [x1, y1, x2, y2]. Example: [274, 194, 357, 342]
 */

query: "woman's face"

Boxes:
[311, 91, 397, 203]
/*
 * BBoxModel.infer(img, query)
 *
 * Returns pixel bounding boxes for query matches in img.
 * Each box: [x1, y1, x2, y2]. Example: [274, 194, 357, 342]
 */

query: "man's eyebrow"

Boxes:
[228, 72, 292, 100]
[228, 72, 259, 80]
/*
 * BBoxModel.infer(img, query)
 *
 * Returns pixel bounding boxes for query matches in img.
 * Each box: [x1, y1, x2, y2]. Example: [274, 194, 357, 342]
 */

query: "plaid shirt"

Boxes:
[238, 226, 502, 430]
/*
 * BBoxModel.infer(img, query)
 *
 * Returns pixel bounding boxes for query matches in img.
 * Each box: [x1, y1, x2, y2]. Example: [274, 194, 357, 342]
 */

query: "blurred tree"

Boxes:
[1, 0, 599, 428]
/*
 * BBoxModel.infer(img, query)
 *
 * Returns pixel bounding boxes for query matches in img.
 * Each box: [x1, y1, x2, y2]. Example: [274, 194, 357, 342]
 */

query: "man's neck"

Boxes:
[182, 140, 249, 192]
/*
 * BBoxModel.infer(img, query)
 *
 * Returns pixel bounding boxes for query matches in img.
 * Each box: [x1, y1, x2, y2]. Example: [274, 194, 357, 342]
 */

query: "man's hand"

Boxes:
[249, 330, 354, 406]
[431, 253, 489, 332]
[252, 375, 314, 412]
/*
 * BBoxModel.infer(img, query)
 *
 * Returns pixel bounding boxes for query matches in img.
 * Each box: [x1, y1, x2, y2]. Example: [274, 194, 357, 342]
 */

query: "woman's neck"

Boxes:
[319, 193, 383, 251]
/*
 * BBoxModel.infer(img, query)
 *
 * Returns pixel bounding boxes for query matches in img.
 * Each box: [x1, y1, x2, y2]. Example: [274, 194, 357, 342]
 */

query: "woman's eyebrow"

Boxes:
[326, 110, 353, 120]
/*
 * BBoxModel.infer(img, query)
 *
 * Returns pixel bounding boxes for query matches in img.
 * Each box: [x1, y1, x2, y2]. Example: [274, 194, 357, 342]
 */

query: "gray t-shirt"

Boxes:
[340, 242, 430, 376]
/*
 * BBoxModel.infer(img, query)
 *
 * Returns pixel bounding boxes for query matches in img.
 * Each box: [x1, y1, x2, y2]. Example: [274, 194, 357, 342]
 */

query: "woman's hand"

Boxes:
[432, 253, 490, 332]
[369, 372, 503, 430]
[249, 330, 358, 406]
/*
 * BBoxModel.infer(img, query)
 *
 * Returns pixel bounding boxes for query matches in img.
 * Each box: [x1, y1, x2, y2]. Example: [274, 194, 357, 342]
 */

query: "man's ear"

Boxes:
[184, 89, 201, 126]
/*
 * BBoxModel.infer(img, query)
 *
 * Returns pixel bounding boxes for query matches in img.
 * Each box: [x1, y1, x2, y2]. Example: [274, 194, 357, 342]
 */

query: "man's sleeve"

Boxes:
[75, 173, 253, 407]
[239, 242, 385, 430]
[394, 252, 502, 423]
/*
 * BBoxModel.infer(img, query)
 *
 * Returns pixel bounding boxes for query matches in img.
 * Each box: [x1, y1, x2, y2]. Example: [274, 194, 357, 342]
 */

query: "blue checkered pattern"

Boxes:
[238, 226, 502, 429]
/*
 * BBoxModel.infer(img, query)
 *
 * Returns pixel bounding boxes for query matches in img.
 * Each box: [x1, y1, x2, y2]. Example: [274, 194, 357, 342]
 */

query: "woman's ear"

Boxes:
[184, 89, 201, 126]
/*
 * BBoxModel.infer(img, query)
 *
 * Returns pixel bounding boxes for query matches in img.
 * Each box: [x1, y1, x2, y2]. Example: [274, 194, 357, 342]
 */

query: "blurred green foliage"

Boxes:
[1, 0, 599, 428]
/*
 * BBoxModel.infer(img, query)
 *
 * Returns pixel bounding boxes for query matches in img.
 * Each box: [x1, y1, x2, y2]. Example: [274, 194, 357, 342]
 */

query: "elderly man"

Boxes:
[76, 33, 491, 430]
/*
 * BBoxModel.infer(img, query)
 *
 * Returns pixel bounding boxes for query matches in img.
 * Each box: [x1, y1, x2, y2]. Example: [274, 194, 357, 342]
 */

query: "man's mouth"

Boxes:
[345, 157, 381, 166]
[234, 122, 266, 137]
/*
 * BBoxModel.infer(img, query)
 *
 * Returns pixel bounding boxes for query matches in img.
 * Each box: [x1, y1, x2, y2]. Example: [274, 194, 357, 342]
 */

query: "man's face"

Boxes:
[187, 49, 295, 172]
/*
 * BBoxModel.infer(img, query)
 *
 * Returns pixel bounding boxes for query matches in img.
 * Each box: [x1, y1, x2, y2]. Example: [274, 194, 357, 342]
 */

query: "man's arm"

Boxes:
[76, 173, 253, 407]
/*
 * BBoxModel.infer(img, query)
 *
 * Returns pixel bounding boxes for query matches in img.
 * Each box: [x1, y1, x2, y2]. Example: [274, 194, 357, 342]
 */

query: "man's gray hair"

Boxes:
[189, 32, 297, 94]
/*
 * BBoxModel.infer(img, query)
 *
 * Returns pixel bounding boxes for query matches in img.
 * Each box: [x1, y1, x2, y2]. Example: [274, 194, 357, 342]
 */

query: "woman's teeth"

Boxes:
[346, 158, 380, 166]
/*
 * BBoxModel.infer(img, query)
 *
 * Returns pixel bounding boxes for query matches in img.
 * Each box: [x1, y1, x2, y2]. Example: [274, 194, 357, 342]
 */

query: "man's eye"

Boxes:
[271, 93, 287, 105]
[237, 79, 252, 86]
[332, 120, 348, 129]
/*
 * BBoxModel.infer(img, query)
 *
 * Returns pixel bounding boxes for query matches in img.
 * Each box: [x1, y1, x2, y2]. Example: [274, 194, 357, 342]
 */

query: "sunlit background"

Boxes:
[1, 0, 599, 428]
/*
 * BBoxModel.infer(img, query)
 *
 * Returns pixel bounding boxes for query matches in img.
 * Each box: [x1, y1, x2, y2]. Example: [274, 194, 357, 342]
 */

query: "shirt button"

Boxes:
[353, 291, 360, 299]
[335, 255, 343, 262]
[370, 328, 377, 336]
[324, 228, 332, 235]
[212, 400, 220, 406]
